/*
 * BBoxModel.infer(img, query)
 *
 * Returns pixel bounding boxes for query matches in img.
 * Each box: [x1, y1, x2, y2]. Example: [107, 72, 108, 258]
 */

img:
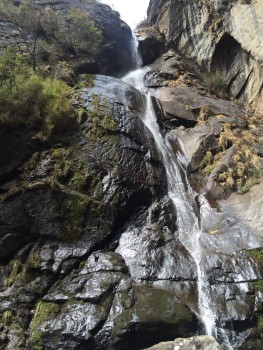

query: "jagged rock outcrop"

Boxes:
[137, 27, 165, 65]
[220, 181, 263, 241]
[147, 0, 263, 112]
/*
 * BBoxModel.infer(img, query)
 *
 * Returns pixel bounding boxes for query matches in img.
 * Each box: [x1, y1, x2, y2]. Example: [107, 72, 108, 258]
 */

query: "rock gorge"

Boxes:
[0, 1, 262, 350]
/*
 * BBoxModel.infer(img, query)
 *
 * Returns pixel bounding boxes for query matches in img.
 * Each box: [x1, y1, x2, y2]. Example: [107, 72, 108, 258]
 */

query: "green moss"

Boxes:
[83, 74, 95, 88]
[28, 250, 42, 269]
[238, 179, 261, 195]
[204, 164, 216, 175]
[253, 279, 263, 291]
[258, 314, 263, 329]
[248, 249, 263, 263]
[1, 310, 13, 326]
[3, 259, 32, 287]
[51, 147, 94, 193]
[101, 115, 117, 131]
[202, 69, 225, 93]
[247, 339, 263, 349]
[29, 301, 60, 350]
[200, 151, 213, 169]
[77, 107, 86, 123]
[87, 94, 117, 140]
[60, 193, 90, 242]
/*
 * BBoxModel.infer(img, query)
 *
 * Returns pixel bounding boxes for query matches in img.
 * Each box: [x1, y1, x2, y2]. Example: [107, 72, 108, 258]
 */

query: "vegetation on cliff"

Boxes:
[0, 0, 102, 72]
[0, 46, 75, 137]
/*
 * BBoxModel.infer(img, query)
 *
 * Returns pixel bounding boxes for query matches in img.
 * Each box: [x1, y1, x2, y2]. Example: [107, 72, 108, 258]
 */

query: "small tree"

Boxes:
[0, 0, 45, 71]
[0, 46, 26, 92]
[0, 0, 102, 72]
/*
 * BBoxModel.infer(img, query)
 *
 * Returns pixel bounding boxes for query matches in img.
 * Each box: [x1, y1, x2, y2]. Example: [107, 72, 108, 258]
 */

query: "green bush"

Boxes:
[0, 47, 74, 136]
[202, 69, 225, 93]
[42, 78, 74, 135]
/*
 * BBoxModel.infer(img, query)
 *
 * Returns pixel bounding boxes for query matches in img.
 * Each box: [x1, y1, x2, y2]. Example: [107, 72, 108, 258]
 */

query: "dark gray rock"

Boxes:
[137, 28, 165, 65]
[97, 284, 197, 350]
[0, 0, 135, 76]
[116, 196, 196, 282]
[156, 86, 247, 128]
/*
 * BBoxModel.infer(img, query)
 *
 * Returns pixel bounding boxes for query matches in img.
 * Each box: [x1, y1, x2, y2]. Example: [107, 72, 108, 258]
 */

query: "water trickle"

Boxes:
[131, 31, 142, 69]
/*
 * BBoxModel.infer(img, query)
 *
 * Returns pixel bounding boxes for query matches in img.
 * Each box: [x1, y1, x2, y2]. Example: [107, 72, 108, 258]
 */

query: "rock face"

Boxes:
[220, 181, 263, 242]
[137, 27, 165, 65]
[0, 1, 263, 349]
[147, 0, 263, 112]
[0, 74, 199, 350]
[130, 45, 263, 349]
[0, 0, 135, 76]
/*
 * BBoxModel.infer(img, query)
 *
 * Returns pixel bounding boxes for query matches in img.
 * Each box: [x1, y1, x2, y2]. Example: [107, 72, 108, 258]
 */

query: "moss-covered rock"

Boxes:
[29, 301, 61, 350]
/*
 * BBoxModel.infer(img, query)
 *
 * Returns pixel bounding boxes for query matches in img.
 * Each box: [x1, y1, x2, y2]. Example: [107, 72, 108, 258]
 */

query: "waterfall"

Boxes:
[123, 67, 222, 341]
[122, 34, 261, 350]
[131, 31, 142, 69]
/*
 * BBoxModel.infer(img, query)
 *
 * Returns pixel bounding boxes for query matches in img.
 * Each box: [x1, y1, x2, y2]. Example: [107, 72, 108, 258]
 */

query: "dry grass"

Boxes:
[199, 117, 262, 192]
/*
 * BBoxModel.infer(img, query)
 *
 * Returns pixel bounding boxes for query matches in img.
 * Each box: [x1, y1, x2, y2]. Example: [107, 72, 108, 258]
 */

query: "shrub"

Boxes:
[202, 69, 225, 93]
[42, 78, 74, 135]
[0, 47, 75, 136]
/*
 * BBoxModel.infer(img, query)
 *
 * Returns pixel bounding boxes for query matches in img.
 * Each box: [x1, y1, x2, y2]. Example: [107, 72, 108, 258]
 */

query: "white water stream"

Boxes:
[122, 36, 236, 349]
[122, 36, 258, 350]
[123, 68, 218, 336]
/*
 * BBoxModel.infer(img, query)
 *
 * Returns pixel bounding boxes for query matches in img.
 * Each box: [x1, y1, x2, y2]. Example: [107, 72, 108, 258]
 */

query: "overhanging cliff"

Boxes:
[147, 0, 263, 112]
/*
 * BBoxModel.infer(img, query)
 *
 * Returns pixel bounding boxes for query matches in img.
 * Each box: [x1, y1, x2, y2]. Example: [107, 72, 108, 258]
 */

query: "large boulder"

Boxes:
[143, 336, 223, 350]
[144, 336, 222, 350]
[220, 181, 263, 242]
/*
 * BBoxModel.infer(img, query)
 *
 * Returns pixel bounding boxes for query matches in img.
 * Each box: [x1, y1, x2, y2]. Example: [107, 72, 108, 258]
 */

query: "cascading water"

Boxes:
[123, 33, 261, 350]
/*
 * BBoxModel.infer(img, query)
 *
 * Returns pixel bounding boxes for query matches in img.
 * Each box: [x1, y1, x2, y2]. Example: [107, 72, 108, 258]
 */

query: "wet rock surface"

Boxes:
[0, 1, 262, 349]
[0, 73, 198, 350]
[128, 44, 263, 349]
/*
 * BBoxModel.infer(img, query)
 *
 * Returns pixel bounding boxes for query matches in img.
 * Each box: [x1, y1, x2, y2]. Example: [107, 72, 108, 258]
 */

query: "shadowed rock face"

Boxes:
[147, 0, 263, 112]
[0, 0, 135, 76]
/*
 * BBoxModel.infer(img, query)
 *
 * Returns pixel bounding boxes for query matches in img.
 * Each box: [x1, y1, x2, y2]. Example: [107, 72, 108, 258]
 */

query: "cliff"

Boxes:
[0, 0, 135, 76]
[147, 0, 263, 112]
[0, 1, 262, 349]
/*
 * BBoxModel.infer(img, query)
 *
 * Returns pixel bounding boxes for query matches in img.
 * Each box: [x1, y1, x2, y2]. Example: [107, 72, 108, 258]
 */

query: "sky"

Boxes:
[100, 0, 149, 28]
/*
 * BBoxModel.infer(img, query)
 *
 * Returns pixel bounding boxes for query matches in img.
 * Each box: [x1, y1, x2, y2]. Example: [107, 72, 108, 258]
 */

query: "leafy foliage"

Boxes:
[0, 47, 74, 136]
